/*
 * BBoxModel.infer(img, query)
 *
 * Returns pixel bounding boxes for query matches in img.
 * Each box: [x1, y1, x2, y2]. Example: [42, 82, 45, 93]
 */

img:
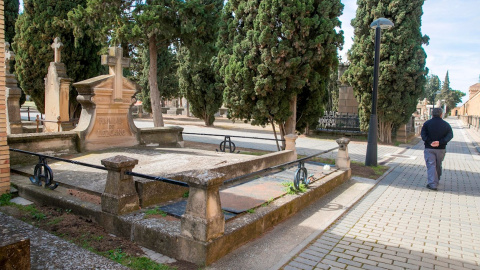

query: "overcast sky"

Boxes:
[339, 0, 480, 104]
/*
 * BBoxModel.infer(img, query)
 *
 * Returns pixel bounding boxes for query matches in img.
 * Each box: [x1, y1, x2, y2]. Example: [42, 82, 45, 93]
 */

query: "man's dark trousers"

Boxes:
[424, 148, 446, 189]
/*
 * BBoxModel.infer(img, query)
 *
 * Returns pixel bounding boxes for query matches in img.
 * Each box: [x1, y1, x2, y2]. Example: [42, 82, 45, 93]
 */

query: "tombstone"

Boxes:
[5, 42, 22, 134]
[337, 63, 358, 115]
[73, 46, 140, 151]
[44, 37, 72, 132]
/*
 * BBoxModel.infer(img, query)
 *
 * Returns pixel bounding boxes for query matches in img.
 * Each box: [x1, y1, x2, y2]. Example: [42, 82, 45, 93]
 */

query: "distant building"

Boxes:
[452, 83, 480, 116]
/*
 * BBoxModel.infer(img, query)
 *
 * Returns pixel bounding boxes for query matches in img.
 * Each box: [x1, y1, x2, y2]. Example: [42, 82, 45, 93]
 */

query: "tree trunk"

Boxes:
[279, 122, 286, 150]
[149, 35, 164, 127]
[284, 94, 297, 135]
[378, 120, 393, 144]
[271, 118, 281, 151]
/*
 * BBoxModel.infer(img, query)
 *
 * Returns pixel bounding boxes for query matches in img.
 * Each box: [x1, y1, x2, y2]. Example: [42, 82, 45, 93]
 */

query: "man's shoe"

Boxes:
[426, 184, 437, 191]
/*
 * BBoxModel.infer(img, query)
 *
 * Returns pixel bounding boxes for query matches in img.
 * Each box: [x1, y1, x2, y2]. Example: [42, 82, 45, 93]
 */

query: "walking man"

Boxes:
[421, 108, 453, 190]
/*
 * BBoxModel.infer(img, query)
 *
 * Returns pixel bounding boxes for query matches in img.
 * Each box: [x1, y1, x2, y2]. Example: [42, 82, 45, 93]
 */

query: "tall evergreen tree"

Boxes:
[344, 0, 429, 143]
[177, 0, 223, 127]
[439, 71, 465, 114]
[13, 0, 102, 115]
[177, 47, 222, 126]
[5, 0, 19, 44]
[423, 74, 441, 105]
[217, 0, 343, 139]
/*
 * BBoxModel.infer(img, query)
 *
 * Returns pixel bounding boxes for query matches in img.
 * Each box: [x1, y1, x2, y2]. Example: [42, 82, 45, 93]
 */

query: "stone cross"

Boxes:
[101, 47, 131, 101]
[51, 37, 63, 63]
[5, 42, 14, 72]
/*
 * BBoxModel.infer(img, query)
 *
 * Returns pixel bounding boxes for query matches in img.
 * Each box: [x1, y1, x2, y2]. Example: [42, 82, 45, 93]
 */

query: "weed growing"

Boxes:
[103, 248, 172, 270]
[282, 182, 307, 195]
[144, 208, 167, 218]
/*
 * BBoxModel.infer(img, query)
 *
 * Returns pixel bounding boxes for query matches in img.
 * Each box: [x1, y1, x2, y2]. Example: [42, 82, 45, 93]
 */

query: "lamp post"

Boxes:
[365, 18, 394, 167]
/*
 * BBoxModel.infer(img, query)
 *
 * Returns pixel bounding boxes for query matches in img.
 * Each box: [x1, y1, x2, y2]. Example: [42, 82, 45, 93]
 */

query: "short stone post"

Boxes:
[336, 137, 351, 170]
[5, 42, 22, 134]
[181, 180, 225, 242]
[284, 134, 298, 161]
[101, 155, 140, 215]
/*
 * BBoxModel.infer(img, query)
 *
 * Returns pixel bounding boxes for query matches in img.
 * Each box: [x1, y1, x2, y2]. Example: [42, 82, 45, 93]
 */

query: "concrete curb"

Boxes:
[270, 163, 399, 270]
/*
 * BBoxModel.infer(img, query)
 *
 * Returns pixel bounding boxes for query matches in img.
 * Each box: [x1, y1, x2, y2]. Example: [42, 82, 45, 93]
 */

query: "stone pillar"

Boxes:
[181, 182, 224, 242]
[101, 155, 140, 215]
[335, 137, 351, 170]
[284, 134, 298, 160]
[5, 43, 22, 134]
[0, 0, 11, 195]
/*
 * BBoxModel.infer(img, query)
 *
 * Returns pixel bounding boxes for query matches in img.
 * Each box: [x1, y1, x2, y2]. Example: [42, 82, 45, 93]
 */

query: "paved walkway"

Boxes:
[280, 117, 480, 270]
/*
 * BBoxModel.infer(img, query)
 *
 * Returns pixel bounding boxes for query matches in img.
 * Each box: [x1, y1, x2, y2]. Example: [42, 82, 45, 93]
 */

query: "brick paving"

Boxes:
[282, 118, 480, 270]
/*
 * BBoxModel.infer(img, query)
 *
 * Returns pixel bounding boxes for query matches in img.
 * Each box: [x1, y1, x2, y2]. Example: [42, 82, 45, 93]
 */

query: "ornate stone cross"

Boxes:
[51, 37, 63, 63]
[101, 47, 131, 102]
[5, 42, 15, 72]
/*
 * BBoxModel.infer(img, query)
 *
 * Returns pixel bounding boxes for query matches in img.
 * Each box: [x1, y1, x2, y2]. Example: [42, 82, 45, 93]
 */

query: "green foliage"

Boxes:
[144, 208, 167, 218]
[177, 47, 223, 126]
[5, 0, 19, 44]
[182, 191, 189, 198]
[177, 0, 223, 127]
[13, 0, 102, 114]
[136, 46, 180, 113]
[0, 193, 13, 206]
[246, 209, 255, 214]
[47, 217, 64, 226]
[344, 0, 429, 143]
[423, 74, 441, 105]
[261, 197, 275, 207]
[282, 182, 307, 195]
[438, 71, 465, 114]
[217, 0, 343, 135]
[104, 249, 172, 270]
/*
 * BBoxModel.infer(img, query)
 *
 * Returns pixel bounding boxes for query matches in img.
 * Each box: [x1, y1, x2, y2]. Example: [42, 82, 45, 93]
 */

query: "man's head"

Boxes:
[432, 108, 443, 118]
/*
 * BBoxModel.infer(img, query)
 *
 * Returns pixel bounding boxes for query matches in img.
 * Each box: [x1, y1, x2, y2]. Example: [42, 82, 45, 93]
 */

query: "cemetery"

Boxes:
[3, 38, 354, 265]
[3, 1, 479, 269]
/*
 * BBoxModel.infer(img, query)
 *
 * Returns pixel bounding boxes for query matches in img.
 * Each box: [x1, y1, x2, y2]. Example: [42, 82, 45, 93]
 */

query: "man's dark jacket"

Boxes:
[421, 117, 453, 149]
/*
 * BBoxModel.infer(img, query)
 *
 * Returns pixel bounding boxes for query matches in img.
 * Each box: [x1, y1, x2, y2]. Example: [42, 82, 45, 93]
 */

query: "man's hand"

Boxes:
[431, 141, 440, 147]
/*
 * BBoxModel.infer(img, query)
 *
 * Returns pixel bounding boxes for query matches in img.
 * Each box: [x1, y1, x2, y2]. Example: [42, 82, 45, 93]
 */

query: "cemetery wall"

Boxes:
[0, 0, 11, 194]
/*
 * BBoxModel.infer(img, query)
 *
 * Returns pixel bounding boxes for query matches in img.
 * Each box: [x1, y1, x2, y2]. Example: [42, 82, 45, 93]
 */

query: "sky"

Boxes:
[339, 0, 480, 104]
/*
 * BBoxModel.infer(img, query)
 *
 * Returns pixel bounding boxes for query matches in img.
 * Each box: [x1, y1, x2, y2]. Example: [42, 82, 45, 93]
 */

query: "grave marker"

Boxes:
[101, 47, 131, 102]
[5, 42, 22, 134]
[44, 37, 72, 132]
[73, 46, 140, 151]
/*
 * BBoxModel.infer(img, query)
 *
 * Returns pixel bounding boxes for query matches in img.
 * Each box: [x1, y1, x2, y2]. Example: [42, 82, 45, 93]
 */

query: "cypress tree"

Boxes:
[177, 47, 222, 126]
[217, 0, 343, 139]
[423, 74, 441, 105]
[177, 0, 223, 127]
[439, 71, 465, 114]
[5, 0, 19, 44]
[344, 0, 429, 143]
[13, 0, 102, 115]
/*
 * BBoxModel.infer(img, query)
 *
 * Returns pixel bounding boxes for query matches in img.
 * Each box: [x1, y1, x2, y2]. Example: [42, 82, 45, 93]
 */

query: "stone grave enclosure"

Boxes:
[10, 136, 352, 265]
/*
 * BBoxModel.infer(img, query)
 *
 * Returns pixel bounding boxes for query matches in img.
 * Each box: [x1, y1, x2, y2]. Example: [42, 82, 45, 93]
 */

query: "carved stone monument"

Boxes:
[338, 63, 358, 115]
[5, 42, 22, 134]
[73, 46, 140, 151]
[44, 37, 72, 132]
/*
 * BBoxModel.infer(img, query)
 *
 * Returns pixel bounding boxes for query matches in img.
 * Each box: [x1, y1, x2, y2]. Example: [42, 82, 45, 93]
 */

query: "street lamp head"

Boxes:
[370, 18, 394, 30]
